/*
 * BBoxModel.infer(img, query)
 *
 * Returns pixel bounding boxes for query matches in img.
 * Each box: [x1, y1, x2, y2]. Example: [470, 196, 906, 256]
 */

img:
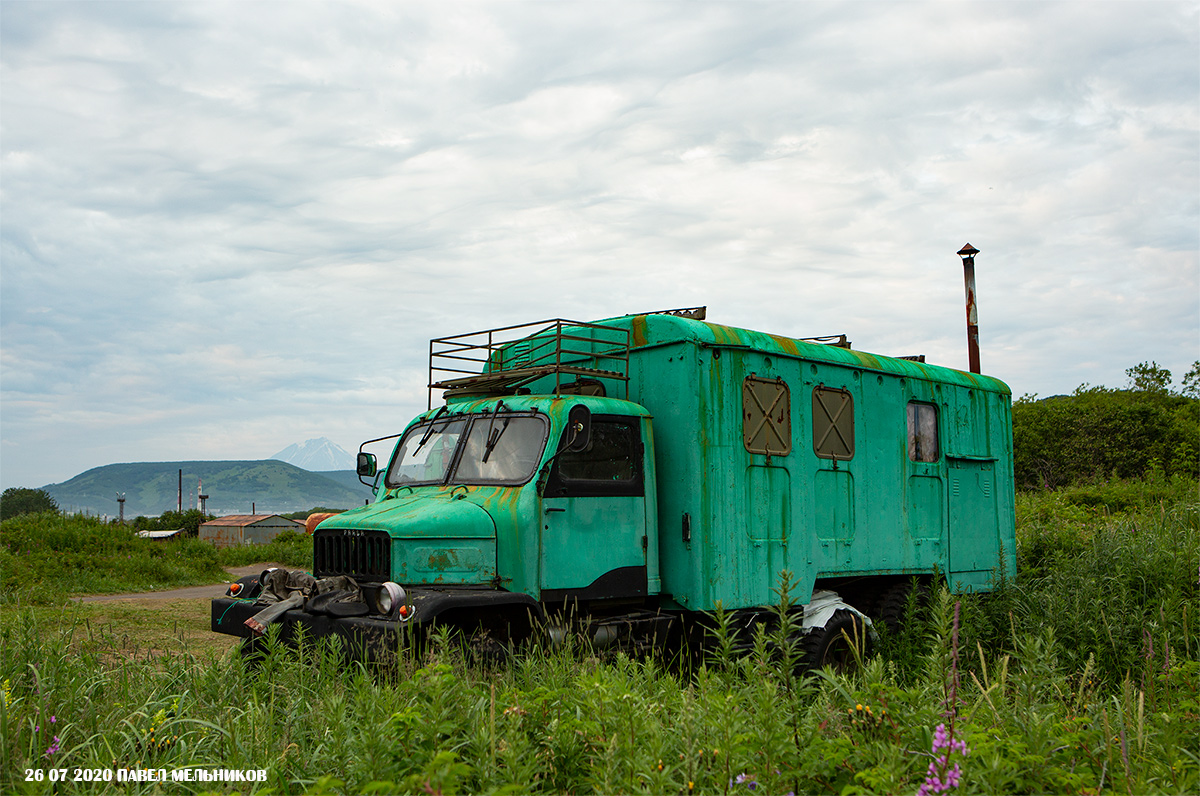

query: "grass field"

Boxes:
[0, 520, 312, 606]
[1, 476, 1197, 794]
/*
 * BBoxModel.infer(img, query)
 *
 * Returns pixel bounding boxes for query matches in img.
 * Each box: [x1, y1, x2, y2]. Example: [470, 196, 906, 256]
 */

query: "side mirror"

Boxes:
[565, 404, 592, 453]
[356, 452, 378, 478]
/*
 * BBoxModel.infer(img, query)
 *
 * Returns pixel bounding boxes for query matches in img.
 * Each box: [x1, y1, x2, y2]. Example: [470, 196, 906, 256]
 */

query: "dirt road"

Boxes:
[73, 563, 288, 603]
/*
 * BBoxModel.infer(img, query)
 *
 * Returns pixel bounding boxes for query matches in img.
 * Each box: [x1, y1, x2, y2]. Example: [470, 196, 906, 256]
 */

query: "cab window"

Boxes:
[545, 416, 644, 497]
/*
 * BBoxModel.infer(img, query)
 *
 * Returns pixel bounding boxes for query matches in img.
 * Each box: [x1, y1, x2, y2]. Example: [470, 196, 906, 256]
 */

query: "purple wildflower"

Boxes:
[44, 736, 61, 757]
[733, 773, 758, 791]
[916, 722, 969, 796]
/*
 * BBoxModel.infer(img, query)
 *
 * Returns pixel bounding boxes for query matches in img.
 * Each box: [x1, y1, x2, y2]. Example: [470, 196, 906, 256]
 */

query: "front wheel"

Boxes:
[801, 609, 870, 673]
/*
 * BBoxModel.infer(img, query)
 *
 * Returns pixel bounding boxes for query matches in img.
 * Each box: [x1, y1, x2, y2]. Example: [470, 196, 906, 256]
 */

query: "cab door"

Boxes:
[539, 415, 648, 601]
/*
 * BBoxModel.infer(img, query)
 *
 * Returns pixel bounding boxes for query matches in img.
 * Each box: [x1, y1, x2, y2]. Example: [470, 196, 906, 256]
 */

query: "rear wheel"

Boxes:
[801, 609, 870, 673]
[873, 579, 930, 636]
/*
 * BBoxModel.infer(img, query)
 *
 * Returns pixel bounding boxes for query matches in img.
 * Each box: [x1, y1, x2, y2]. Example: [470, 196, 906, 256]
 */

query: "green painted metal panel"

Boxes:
[540, 495, 646, 591]
[947, 457, 1007, 592]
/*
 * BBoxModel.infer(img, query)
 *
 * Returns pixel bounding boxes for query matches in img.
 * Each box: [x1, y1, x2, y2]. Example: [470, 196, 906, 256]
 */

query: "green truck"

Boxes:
[212, 308, 1016, 666]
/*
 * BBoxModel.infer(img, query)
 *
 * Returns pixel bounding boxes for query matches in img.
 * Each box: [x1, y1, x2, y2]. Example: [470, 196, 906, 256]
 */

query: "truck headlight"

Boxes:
[376, 582, 406, 617]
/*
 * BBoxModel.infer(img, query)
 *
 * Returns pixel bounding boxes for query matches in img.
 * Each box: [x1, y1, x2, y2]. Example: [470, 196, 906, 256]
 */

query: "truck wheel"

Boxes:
[874, 579, 929, 637]
[801, 609, 869, 673]
[467, 629, 510, 668]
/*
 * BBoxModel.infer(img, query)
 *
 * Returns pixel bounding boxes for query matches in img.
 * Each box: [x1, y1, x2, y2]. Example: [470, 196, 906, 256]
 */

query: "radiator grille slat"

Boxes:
[314, 530, 391, 582]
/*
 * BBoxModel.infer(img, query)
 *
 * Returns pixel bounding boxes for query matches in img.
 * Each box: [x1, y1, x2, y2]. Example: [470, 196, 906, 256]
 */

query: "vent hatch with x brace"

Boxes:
[812, 386, 855, 460]
[743, 376, 792, 456]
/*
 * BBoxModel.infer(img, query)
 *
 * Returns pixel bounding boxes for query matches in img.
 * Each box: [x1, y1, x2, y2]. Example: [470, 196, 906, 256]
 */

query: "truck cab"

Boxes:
[321, 394, 659, 612]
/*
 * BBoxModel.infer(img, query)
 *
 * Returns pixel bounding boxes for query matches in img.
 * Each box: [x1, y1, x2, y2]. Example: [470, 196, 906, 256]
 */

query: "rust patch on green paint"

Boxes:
[631, 315, 649, 347]
[428, 550, 455, 570]
[846, 350, 882, 369]
[767, 334, 801, 356]
[702, 322, 743, 346]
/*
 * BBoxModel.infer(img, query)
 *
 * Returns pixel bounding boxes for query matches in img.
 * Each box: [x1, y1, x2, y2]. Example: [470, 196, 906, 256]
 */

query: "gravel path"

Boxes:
[73, 563, 290, 603]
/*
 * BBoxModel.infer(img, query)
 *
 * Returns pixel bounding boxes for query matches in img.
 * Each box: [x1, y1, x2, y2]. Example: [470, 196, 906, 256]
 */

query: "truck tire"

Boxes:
[801, 609, 869, 673]
[873, 579, 929, 637]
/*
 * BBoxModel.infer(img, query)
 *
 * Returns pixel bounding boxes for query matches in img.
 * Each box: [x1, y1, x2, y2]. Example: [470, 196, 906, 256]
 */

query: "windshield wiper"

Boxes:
[481, 401, 510, 463]
[416, 406, 450, 450]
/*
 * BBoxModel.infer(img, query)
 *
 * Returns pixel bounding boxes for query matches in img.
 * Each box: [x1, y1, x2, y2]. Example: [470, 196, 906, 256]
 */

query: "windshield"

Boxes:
[385, 413, 548, 487]
[388, 417, 467, 485]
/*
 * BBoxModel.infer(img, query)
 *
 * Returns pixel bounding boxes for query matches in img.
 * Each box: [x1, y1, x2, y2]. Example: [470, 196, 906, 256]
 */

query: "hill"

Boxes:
[42, 460, 373, 517]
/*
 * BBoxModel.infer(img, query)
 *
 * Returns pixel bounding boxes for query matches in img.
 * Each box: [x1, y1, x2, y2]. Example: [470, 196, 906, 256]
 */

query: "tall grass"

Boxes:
[1, 477, 1196, 793]
[0, 515, 313, 605]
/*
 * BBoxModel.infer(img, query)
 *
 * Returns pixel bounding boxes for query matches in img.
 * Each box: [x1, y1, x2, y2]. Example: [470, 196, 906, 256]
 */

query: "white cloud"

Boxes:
[1, 0, 1197, 488]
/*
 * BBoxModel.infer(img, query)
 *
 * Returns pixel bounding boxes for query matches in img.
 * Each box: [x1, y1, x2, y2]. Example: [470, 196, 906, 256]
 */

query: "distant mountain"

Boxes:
[42, 460, 373, 518]
[271, 437, 355, 471]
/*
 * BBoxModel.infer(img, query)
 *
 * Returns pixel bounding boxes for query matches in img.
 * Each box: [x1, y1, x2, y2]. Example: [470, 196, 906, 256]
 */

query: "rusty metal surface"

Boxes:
[958, 243, 981, 374]
[428, 318, 631, 407]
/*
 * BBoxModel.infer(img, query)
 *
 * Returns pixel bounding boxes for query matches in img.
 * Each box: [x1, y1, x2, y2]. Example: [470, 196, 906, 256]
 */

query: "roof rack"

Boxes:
[630, 306, 707, 320]
[428, 319, 630, 407]
[798, 334, 851, 349]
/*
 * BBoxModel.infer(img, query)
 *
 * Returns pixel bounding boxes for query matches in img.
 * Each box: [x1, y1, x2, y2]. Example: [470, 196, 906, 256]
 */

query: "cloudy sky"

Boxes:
[2, 0, 1197, 490]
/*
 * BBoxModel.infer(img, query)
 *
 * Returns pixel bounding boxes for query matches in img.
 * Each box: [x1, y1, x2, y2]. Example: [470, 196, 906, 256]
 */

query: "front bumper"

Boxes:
[212, 598, 409, 657]
[211, 585, 543, 656]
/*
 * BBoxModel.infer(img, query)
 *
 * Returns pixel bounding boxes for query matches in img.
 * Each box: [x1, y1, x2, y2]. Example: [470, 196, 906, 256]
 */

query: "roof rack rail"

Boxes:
[428, 319, 630, 408]
[629, 306, 707, 320]
[798, 334, 851, 349]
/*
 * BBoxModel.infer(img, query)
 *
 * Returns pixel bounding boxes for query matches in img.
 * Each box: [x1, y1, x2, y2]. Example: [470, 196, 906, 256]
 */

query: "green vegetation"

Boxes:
[1, 476, 1196, 794]
[0, 515, 313, 605]
[1012, 361, 1200, 489]
[0, 488, 58, 521]
[214, 530, 313, 569]
[129, 509, 213, 538]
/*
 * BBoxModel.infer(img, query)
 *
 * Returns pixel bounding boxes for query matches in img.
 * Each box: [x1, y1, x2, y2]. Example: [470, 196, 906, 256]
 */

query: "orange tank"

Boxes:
[304, 512, 339, 535]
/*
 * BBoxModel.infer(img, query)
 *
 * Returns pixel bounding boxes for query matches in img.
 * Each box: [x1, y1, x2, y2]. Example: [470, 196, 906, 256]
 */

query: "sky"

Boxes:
[1, 0, 1197, 490]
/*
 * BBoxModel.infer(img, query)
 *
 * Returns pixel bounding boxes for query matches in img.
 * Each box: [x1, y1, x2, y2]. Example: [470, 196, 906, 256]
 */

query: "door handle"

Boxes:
[545, 507, 566, 513]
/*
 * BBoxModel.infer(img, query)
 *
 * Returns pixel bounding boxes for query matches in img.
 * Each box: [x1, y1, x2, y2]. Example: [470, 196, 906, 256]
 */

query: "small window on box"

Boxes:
[743, 376, 791, 455]
[813, 386, 854, 460]
[907, 402, 939, 462]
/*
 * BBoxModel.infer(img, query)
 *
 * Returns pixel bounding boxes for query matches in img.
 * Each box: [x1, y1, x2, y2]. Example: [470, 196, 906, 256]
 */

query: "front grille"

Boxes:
[314, 529, 391, 582]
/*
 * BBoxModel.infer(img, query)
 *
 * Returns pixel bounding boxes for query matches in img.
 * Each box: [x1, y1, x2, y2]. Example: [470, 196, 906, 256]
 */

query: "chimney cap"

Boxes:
[957, 243, 979, 258]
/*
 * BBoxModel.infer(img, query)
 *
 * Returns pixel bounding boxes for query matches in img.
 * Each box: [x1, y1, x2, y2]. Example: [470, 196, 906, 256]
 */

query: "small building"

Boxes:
[199, 514, 304, 548]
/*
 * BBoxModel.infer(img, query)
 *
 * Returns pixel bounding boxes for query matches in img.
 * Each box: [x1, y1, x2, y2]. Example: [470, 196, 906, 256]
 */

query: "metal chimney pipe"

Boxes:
[957, 243, 981, 374]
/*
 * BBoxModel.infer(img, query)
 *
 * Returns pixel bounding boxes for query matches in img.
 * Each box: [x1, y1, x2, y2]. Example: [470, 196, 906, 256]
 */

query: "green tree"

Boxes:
[1125, 361, 1172, 393]
[1182, 361, 1200, 399]
[1013, 368, 1200, 488]
[128, 508, 211, 536]
[0, 487, 59, 521]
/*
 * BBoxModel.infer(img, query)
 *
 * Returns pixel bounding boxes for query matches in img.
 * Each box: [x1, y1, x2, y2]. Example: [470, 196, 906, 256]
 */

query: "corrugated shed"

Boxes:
[200, 514, 304, 548]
